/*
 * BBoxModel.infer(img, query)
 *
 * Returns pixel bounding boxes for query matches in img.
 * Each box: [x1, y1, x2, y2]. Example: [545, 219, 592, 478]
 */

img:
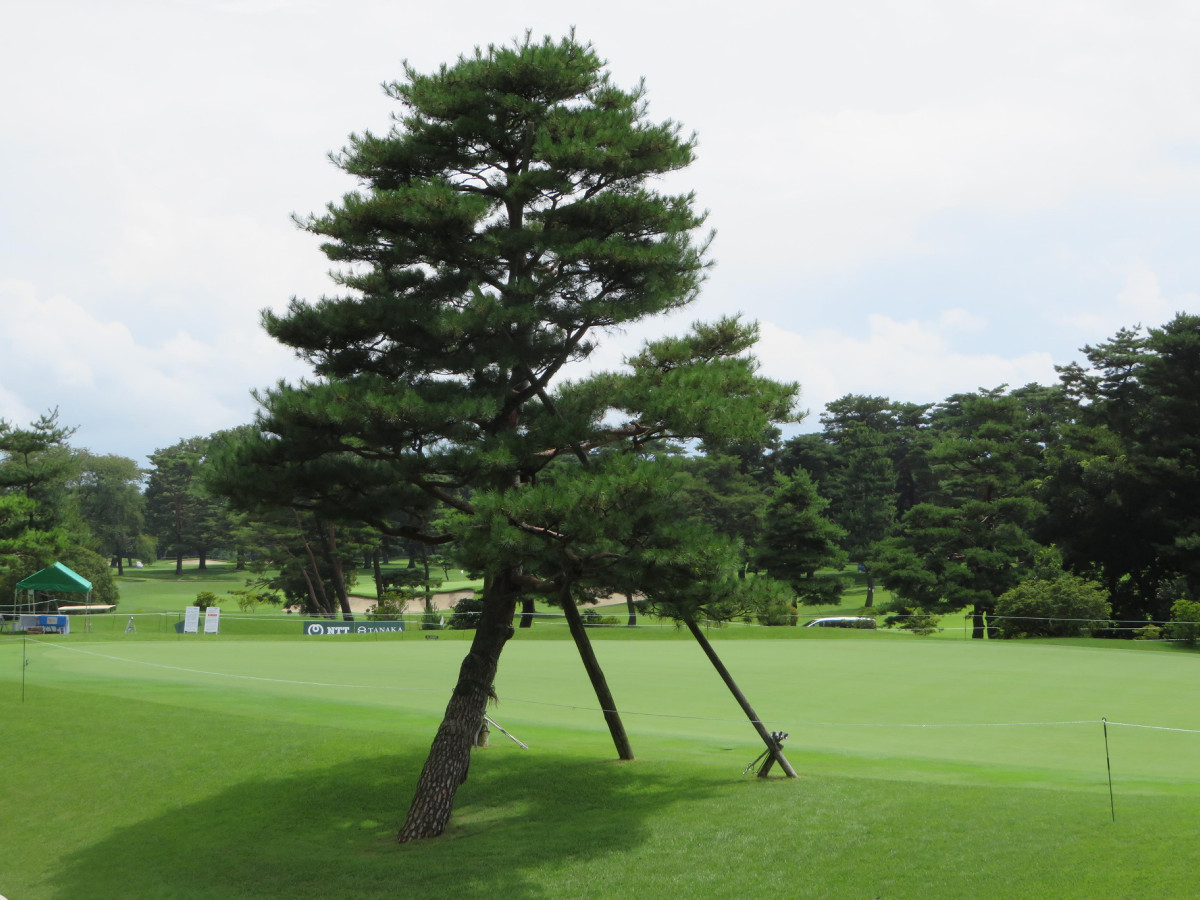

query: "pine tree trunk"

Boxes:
[625, 591, 636, 627]
[971, 607, 985, 639]
[559, 586, 635, 760]
[984, 605, 999, 640]
[397, 570, 520, 843]
[518, 596, 536, 628]
[320, 524, 355, 621]
[295, 510, 334, 616]
[864, 570, 875, 608]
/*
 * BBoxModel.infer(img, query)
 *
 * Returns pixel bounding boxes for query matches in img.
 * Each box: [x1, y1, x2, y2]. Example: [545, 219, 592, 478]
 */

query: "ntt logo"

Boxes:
[306, 622, 326, 635]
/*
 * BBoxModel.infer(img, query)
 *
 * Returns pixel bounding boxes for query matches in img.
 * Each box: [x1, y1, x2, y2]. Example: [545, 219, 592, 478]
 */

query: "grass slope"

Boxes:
[2, 633, 1198, 899]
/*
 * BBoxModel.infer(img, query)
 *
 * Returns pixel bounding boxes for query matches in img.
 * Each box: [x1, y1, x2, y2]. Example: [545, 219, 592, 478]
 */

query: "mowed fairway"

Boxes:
[3, 631, 1199, 898]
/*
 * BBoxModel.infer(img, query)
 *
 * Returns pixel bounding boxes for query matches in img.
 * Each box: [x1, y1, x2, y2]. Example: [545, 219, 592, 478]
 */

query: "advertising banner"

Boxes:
[303, 620, 406, 636]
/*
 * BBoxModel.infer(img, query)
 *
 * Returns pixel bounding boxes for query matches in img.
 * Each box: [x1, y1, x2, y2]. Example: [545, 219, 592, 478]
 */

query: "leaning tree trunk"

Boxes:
[682, 613, 797, 778]
[397, 569, 521, 843]
[558, 584, 635, 760]
[372, 550, 384, 600]
[319, 523, 355, 622]
[625, 591, 636, 627]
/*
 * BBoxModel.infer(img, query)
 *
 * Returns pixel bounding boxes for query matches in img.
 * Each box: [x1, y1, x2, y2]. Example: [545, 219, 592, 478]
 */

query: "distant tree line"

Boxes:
[670, 312, 1200, 636]
[0, 410, 140, 610]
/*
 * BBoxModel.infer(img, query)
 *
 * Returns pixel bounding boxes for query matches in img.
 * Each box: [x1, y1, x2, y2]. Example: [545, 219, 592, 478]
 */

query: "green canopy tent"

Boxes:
[5, 563, 97, 634]
[14, 562, 92, 613]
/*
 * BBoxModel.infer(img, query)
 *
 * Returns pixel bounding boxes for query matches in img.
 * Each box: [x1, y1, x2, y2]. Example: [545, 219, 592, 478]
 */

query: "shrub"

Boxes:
[580, 607, 621, 626]
[892, 607, 938, 636]
[365, 591, 408, 621]
[448, 595, 484, 629]
[753, 579, 799, 626]
[194, 590, 221, 611]
[229, 588, 282, 613]
[994, 571, 1111, 638]
[1167, 598, 1200, 645]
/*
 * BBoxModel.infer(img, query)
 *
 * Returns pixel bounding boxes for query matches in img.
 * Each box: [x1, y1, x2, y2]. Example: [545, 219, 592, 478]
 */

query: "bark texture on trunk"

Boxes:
[683, 613, 797, 778]
[397, 570, 520, 843]
[518, 596, 536, 628]
[320, 523, 354, 621]
[625, 592, 637, 627]
[559, 586, 635, 761]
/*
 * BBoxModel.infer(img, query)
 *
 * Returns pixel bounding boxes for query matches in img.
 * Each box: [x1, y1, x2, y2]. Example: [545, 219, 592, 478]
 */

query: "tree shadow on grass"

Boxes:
[46, 750, 726, 900]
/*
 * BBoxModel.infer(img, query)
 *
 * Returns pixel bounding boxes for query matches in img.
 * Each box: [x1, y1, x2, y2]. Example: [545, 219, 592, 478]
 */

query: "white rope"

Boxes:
[1103, 721, 1200, 735]
[21, 639, 445, 694]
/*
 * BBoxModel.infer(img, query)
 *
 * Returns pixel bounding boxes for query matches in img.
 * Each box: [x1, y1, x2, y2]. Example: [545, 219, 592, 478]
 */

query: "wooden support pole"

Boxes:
[560, 583, 635, 760]
[683, 613, 797, 778]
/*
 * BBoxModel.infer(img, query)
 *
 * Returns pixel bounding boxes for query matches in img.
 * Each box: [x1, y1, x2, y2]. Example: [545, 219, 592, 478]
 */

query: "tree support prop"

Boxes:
[682, 614, 796, 778]
[559, 583, 635, 760]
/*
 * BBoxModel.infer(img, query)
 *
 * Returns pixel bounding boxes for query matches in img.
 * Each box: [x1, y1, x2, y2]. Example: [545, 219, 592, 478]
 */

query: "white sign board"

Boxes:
[183, 606, 201, 634]
[203, 606, 221, 634]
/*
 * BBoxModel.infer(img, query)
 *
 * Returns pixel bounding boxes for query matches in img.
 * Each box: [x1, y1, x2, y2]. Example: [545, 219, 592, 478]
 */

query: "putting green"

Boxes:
[8, 634, 1199, 792]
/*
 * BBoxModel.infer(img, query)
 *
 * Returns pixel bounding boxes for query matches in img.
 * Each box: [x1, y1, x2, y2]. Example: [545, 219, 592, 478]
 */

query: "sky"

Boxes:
[3, 0, 1199, 464]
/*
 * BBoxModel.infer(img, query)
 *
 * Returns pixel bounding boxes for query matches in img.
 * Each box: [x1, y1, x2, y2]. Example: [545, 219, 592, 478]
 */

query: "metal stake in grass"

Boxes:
[1102, 716, 1115, 822]
[22, 637, 29, 703]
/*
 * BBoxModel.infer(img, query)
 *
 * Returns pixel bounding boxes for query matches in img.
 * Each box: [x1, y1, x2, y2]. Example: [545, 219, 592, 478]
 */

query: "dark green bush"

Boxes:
[995, 573, 1111, 638]
[448, 596, 484, 629]
[1167, 598, 1200, 644]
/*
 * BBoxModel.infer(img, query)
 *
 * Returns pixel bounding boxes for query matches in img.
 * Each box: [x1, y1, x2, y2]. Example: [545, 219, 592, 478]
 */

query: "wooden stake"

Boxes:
[682, 613, 796, 778]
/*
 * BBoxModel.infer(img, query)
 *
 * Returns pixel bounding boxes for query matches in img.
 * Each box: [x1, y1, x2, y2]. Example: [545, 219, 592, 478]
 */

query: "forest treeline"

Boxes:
[3, 312, 1198, 635]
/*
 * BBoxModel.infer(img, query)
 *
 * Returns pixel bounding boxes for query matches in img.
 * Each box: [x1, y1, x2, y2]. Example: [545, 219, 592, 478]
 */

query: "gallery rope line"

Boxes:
[16, 639, 1200, 736]
[1103, 721, 1200, 734]
[495, 694, 1108, 729]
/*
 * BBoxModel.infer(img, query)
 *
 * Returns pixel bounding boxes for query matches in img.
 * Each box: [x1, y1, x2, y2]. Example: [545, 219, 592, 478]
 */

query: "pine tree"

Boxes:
[874, 388, 1044, 637]
[756, 468, 847, 608]
[215, 33, 798, 841]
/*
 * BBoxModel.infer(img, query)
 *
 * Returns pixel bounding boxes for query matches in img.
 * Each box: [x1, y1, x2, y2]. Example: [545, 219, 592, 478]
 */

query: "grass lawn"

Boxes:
[3, 627, 1199, 899]
[114, 559, 482, 612]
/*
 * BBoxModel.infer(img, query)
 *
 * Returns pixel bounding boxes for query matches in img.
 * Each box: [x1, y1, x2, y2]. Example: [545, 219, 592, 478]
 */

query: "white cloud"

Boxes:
[1115, 265, 1186, 324]
[3, 0, 1200, 459]
[755, 316, 1059, 425]
[939, 308, 989, 332]
[1054, 263, 1199, 338]
[0, 280, 306, 460]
